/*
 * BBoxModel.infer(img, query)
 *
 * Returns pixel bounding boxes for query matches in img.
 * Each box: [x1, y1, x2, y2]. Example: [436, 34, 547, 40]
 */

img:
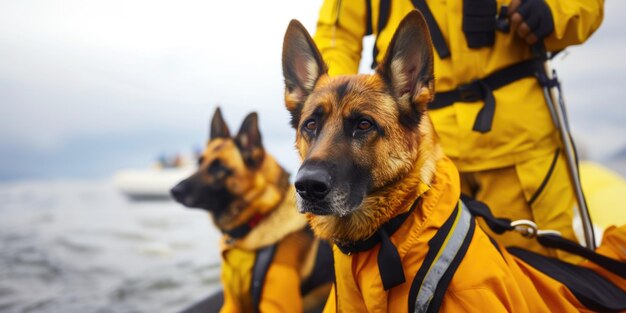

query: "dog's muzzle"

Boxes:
[170, 180, 194, 206]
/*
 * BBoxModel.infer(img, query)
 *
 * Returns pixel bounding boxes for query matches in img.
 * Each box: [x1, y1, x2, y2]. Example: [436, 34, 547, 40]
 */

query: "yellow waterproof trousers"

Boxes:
[460, 149, 581, 263]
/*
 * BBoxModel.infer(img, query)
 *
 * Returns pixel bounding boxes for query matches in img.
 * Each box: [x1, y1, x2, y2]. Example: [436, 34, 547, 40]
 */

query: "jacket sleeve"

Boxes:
[313, 0, 368, 76]
[543, 0, 604, 51]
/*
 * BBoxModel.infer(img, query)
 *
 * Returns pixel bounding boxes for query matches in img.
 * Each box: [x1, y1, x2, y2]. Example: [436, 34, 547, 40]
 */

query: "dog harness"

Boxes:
[336, 199, 421, 290]
[408, 201, 475, 313]
[250, 229, 334, 313]
[336, 193, 626, 313]
[335, 198, 476, 312]
[462, 195, 626, 312]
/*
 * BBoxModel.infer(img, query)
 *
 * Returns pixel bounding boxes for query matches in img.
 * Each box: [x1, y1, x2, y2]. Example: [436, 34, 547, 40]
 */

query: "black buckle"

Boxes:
[496, 5, 510, 33]
[458, 81, 483, 102]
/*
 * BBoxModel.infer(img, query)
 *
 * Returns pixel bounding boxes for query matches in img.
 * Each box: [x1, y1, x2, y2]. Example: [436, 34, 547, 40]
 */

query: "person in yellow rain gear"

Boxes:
[313, 0, 603, 262]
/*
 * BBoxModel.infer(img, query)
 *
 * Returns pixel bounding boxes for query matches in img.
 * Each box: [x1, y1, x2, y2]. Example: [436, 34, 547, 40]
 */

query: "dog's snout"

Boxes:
[170, 181, 190, 204]
[295, 165, 331, 201]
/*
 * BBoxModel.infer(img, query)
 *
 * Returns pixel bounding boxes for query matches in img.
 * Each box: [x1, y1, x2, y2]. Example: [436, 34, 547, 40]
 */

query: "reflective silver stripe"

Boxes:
[414, 202, 472, 313]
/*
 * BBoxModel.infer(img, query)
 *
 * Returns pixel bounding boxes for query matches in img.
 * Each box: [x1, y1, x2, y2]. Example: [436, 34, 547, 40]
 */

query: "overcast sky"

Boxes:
[1, 0, 625, 181]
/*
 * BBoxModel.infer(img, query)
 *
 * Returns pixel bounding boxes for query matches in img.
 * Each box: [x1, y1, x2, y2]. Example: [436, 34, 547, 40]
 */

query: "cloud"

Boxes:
[1, 0, 625, 180]
[0, 0, 321, 146]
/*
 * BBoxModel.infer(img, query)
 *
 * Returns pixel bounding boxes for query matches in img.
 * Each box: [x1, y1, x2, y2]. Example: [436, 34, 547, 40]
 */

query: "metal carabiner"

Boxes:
[510, 220, 562, 239]
[510, 220, 538, 238]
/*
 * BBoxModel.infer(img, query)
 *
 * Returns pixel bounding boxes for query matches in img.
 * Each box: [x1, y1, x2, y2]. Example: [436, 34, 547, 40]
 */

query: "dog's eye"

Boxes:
[197, 156, 205, 166]
[304, 119, 317, 131]
[357, 119, 373, 131]
[208, 159, 230, 178]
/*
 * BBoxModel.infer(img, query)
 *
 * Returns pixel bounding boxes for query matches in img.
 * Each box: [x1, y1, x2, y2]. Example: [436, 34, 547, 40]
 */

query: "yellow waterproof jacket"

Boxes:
[219, 189, 333, 313]
[220, 230, 313, 313]
[323, 156, 602, 312]
[314, 0, 603, 171]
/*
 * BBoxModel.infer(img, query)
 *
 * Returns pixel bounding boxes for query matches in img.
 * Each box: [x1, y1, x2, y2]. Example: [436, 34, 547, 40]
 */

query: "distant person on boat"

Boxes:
[312, 0, 603, 262]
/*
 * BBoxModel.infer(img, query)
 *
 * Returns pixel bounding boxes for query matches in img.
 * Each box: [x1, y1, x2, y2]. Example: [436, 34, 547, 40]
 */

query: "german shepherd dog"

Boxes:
[171, 109, 332, 313]
[282, 9, 626, 313]
[282, 14, 439, 243]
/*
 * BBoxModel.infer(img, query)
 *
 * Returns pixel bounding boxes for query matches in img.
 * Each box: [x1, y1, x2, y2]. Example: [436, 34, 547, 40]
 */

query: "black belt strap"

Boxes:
[429, 59, 543, 133]
[224, 213, 265, 239]
[365, 0, 373, 36]
[371, 0, 391, 69]
[251, 244, 277, 313]
[336, 198, 420, 290]
[371, 0, 450, 69]
[460, 194, 513, 234]
[408, 202, 475, 313]
[508, 247, 626, 312]
[300, 229, 335, 296]
[411, 0, 450, 59]
[537, 234, 626, 279]
[461, 194, 626, 279]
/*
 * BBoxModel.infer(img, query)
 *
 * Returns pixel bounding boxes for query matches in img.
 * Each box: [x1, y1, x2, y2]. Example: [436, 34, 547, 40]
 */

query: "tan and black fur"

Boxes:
[171, 109, 332, 311]
[171, 109, 294, 239]
[282, 11, 442, 244]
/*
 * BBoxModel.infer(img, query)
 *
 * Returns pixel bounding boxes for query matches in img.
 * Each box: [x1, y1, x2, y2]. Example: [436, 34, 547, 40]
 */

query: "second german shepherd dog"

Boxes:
[171, 109, 332, 313]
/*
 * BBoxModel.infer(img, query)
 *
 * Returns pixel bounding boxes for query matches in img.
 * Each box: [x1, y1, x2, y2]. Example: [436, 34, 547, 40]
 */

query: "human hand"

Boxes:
[508, 0, 554, 45]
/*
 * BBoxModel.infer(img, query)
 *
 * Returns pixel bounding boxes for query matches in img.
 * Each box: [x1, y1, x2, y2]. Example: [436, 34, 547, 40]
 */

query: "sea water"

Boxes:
[0, 179, 222, 313]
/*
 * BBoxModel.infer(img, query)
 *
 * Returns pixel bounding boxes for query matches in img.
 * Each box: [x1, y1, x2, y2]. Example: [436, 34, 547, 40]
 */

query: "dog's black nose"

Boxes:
[295, 166, 331, 201]
[170, 181, 189, 204]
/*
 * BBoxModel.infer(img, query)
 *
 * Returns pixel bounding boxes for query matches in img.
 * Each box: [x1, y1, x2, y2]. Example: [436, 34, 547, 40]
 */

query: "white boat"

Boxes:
[114, 155, 197, 201]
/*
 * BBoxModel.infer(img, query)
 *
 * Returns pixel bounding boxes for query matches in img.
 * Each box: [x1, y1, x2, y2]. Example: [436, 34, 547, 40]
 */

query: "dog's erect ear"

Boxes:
[235, 112, 265, 168]
[210, 107, 231, 140]
[377, 10, 434, 112]
[282, 19, 328, 128]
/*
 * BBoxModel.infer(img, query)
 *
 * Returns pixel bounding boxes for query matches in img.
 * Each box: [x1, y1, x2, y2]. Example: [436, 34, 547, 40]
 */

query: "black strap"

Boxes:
[537, 234, 626, 279]
[335, 198, 420, 290]
[408, 202, 475, 313]
[412, 0, 450, 59]
[365, 0, 373, 36]
[408, 205, 459, 312]
[371, 0, 450, 69]
[462, 0, 497, 48]
[251, 244, 277, 313]
[300, 234, 335, 295]
[462, 195, 626, 279]
[377, 228, 406, 290]
[224, 223, 253, 239]
[460, 194, 513, 234]
[509, 247, 626, 312]
[429, 59, 543, 133]
[224, 213, 267, 239]
[426, 209, 475, 313]
[371, 0, 391, 69]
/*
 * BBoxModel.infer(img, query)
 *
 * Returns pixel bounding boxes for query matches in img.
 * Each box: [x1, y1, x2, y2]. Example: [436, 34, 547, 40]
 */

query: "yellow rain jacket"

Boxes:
[220, 230, 314, 313]
[314, 0, 603, 171]
[323, 156, 618, 312]
[219, 189, 333, 313]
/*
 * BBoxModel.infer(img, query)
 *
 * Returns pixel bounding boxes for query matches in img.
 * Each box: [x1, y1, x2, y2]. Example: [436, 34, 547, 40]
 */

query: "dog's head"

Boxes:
[171, 108, 289, 232]
[282, 11, 439, 240]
